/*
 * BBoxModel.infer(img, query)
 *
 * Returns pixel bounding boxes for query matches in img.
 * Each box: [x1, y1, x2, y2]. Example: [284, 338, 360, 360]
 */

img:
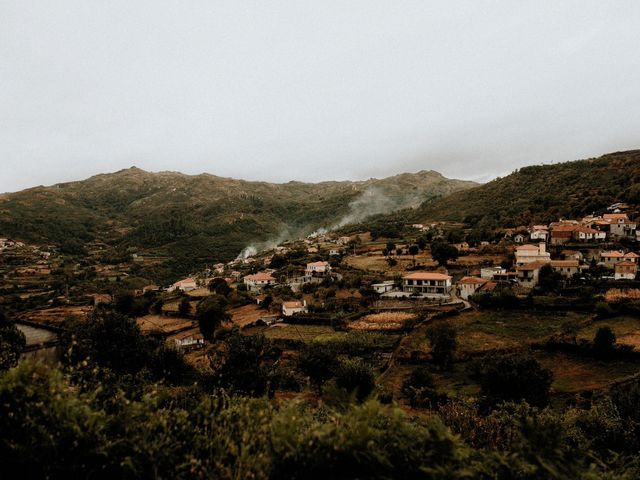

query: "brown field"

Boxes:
[349, 311, 416, 331]
[245, 324, 335, 342]
[137, 315, 194, 334]
[344, 253, 436, 273]
[229, 304, 269, 328]
[186, 288, 212, 297]
[450, 310, 589, 354]
[536, 352, 640, 394]
[577, 316, 640, 349]
[18, 306, 92, 326]
[163, 299, 199, 313]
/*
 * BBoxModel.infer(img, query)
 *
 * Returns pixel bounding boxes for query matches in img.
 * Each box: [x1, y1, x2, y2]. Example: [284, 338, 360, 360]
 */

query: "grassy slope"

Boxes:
[0, 167, 475, 267]
[413, 150, 640, 227]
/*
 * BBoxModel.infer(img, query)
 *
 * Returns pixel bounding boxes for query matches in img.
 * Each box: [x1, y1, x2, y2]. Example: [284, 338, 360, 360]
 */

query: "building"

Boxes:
[481, 266, 506, 280]
[530, 227, 549, 242]
[243, 272, 277, 292]
[282, 300, 307, 316]
[513, 234, 526, 244]
[515, 243, 551, 266]
[600, 251, 625, 268]
[550, 260, 581, 278]
[457, 276, 488, 300]
[605, 213, 637, 238]
[516, 262, 545, 289]
[371, 280, 395, 294]
[168, 277, 198, 292]
[550, 225, 577, 245]
[329, 249, 342, 256]
[305, 261, 331, 276]
[614, 261, 638, 280]
[402, 272, 452, 298]
[572, 227, 606, 242]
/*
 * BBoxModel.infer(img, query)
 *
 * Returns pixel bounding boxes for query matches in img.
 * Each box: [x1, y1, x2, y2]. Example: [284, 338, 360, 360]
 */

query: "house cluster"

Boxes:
[509, 212, 637, 246]
[458, 239, 639, 296]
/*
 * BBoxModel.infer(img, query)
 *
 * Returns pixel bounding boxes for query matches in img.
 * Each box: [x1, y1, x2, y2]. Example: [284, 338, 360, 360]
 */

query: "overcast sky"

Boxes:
[1, 1, 639, 193]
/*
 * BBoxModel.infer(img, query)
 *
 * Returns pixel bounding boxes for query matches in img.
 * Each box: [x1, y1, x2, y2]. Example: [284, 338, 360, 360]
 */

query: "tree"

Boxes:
[386, 242, 396, 254]
[334, 358, 375, 402]
[64, 310, 153, 375]
[537, 265, 563, 293]
[216, 329, 276, 396]
[0, 310, 26, 371]
[408, 244, 419, 264]
[178, 297, 192, 316]
[416, 237, 427, 251]
[594, 326, 616, 358]
[402, 366, 439, 407]
[196, 295, 229, 341]
[261, 295, 273, 310]
[386, 257, 398, 267]
[208, 277, 231, 296]
[296, 342, 339, 393]
[430, 241, 458, 267]
[426, 323, 457, 369]
[478, 352, 553, 408]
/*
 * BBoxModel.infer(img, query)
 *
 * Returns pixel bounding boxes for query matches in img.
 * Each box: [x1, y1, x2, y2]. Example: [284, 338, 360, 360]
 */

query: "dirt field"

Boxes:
[450, 310, 589, 354]
[536, 352, 640, 394]
[229, 304, 269, 328]
[245, 324, 335, 342]
[18, 306, 92, 326]
[349, 312, 416, 331]
[577, 316, 640, 349]
[137, 315, 194, 334]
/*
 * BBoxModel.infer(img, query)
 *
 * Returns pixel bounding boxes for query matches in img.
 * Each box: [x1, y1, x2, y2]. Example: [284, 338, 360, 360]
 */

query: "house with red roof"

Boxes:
[402, 271, 452, 298]
[515, 243, 551, 266]
[615, 261, 638, 280]
[243, 272, 277, 292]
[457, 276, 488, 300]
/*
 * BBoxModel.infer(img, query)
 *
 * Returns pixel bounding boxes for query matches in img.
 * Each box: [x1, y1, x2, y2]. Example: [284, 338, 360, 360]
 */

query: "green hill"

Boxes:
[0, 167, 475, 276]
[414, 150, 640, 229]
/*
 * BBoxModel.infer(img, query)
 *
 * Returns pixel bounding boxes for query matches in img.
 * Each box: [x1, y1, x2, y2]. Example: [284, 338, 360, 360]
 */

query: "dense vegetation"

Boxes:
[413, 150, 640, 228]
[0, 167, 474, 279]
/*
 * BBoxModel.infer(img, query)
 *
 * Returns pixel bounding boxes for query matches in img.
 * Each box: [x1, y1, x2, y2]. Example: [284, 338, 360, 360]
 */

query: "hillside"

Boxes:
[413, 150, 640, 228]
[0, 167, 475, 276]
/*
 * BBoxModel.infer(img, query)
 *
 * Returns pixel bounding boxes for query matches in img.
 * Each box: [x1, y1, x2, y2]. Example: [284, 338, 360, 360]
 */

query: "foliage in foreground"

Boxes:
[1, 361, 638, 479]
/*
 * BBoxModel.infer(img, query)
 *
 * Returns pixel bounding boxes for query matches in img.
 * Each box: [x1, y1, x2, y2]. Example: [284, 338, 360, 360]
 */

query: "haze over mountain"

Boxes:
[0, 167, 476, 278]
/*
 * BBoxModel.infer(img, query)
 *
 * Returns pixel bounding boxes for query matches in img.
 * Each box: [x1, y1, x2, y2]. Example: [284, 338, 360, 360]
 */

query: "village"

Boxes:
[2, 199, 640, 404]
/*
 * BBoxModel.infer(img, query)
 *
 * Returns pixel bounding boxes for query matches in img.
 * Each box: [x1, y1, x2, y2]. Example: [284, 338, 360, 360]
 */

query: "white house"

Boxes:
[243, 272, 277, 292]
[600, 251, 625, 268]
[614, 261, 638, 280]
[516, 262, 544, 289]
[402, 272, 452, 298]
[515, 243, 551, 266]
[282, 300, 307, 316]
[168, 277, 198, 292]
[371, 280, 395, 294]
[306, 261, 331, 276]
[572, 227, 606, 242]
[513, 234, 526, 243]
[457, 276, 488, 300]
[481, 266, 506, 279]
[529, 225, 549, 242]
[550, 260, 581, 278]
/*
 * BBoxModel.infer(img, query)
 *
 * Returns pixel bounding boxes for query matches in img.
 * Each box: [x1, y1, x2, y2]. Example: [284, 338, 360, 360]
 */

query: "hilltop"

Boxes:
[410, 150, 640, 228]
[0, 167, 475, 277]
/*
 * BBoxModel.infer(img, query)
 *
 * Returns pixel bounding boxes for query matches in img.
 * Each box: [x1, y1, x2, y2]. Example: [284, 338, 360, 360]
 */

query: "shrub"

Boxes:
[334, 358, 375, 402]
[477, 352, 553, 408]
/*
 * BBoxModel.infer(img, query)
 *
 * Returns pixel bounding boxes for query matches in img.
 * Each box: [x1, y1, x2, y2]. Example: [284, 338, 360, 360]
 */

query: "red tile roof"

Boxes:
[403, 271, 452, 281]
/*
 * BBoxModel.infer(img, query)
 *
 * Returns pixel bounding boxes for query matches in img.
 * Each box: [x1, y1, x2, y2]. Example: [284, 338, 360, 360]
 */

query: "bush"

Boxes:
[333, 358, 375, 402]
[477, 352, 553, 408]
[402, 367, 440, 408]
[427, 323, 457, 369]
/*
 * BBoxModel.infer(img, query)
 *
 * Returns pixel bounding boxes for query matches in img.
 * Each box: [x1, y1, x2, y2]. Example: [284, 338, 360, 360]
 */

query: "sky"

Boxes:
[1, 1, 640, 193]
